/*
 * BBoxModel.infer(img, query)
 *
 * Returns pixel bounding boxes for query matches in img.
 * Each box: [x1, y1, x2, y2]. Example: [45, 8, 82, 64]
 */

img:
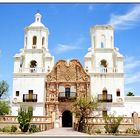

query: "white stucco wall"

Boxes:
[12, 103, 44, 116]
[12, 76, 45, 103]
[90, 74, 124, 102]
[24, 29, 49, 50]
[24, 53, 43, 68]
[85, 25, 124, 104]
[90, 25, 114, 49]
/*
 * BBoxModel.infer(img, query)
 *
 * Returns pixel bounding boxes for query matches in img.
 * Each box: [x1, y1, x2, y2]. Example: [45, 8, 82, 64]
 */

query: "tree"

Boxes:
[17, 106, 33, 132]
[127, 92, 134, 96]
[0, 100, 10, 115]
[0, 80, 9, 99]
[71, 96, 98, 132]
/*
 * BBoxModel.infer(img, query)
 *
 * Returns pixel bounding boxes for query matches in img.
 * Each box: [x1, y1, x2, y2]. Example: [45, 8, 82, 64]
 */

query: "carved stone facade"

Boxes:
[45, 59, 90, 127]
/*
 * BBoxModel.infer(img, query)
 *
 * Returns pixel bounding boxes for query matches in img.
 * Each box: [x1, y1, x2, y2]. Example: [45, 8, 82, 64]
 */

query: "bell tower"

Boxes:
[90, 25, 114, 49]
[14, 12, 54, 74]
[24, 13, 49, 50]
[12, 12, 54, 116]
[84, 25, 124, 105]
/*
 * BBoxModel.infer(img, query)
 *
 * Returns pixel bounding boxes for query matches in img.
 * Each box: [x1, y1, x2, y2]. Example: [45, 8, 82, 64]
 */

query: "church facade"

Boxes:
[11, 13, 140, 128]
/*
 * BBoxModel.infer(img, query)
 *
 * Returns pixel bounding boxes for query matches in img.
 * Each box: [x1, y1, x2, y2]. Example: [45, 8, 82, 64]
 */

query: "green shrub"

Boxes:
[0, 128, 2, 132]
[17, 106, 33, 132]
[103, 113, 123, 134]
[126, 128, 139, 134]
[95, 128, 101, 134]
[29, 125, 41, 133]
[2, 126, 11, 132]
[11, 125, 17, 132]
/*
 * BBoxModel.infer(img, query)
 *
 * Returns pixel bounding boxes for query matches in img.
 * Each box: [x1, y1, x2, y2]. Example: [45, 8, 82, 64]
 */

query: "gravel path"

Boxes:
[30, 127, 91, 137]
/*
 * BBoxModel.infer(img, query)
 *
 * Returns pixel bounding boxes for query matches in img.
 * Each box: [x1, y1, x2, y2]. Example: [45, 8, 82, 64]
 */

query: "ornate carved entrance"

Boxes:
[45, 59, 90, 127]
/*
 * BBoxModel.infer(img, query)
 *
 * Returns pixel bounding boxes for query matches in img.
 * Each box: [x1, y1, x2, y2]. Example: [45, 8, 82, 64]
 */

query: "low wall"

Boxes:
[74, 117, 134, 133]
[0, 115, 54, 131]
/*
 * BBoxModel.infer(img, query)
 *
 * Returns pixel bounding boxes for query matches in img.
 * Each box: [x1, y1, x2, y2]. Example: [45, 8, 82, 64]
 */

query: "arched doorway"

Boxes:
[62, 110, 72, 127]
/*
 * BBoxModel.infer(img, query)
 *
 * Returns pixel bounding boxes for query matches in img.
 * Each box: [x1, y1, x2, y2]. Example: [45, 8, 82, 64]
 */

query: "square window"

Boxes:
[16, 91, 19, 96]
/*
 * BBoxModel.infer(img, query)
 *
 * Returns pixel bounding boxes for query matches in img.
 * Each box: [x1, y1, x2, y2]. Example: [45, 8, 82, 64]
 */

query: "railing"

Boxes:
[19, 67, 45, 73]
[23, 94, 37, 102]
[58, 92, 76, 102]
[93, 67, 118, 73]
[84, 117, 133, 125]
[0, 116, 54, 131]
[98, 94, 112, 102]
[74, 117, 134, 132]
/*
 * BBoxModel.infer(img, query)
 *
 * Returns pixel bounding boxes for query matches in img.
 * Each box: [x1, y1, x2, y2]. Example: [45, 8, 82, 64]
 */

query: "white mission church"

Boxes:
[11, 12, 140, 128]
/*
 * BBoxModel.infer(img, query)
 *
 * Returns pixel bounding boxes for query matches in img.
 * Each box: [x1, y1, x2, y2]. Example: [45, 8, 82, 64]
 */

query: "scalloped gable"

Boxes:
[47, 59, 90, 82]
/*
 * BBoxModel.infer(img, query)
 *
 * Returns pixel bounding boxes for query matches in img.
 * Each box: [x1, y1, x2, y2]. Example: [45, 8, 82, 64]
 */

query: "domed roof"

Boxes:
[29, 22, 45, 27]
[85, 48, 94, 58]
[115, 48, 123, 58]
[29, 12, 45, 28]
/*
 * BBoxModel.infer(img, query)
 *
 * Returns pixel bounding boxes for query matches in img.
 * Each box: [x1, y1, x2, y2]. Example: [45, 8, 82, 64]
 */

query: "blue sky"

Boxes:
[0, 3, 140, 97]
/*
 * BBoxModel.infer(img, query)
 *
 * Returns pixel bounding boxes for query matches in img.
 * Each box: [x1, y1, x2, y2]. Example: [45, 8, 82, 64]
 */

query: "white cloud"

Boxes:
[55, 44, 80, 53]
[125, 56, 140, 72]
[54, 37, 85, 54]
[125, 56, 140, 85]
[125, 72, 140, 85]
[108, 5, 140, 30]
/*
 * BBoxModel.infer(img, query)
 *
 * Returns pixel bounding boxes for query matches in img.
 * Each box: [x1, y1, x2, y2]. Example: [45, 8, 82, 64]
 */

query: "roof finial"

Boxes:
[35, 11, 42, 22]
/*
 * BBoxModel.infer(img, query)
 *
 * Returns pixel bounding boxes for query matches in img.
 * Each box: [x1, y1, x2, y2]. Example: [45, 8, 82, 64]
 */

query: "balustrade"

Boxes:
[98, 94, 112, 102]
[93, 67, 118, 73]
[19, 67, 45, 73]
[23, 94, 37, 102]
[58, 92, 76, 102]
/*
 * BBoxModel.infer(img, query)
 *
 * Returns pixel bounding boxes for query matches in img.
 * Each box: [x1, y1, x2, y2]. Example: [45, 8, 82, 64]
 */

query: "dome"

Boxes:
[85, 47, 94, 58]
[29, 22, 45, 27]
[14, 53, 21, 58]
[29, 12, 45, 28]
[117, 52, 123, 58]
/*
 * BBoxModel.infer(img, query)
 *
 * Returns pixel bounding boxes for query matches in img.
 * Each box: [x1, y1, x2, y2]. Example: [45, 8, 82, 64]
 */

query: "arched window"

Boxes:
[111, 36, 113, 48]
[101, 42, 104, 48]
[32, 36, 37, 46]
[100, 60, 107, 67]
[101, 35, 106, 48]
[42, 37, 45, 46]
[30, 60, 37, 68]
[93, 36, 96, 48]
[20, 58, 23, 68]
[100, 59, 107, 73]
[116, 89, 120, 97]
[30, 60, 37, 73]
